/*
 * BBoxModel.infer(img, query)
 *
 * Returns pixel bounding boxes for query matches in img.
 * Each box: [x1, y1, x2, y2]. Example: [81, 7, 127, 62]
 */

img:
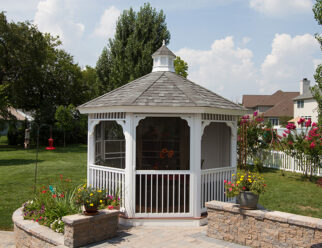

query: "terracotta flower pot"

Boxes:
[237, 191, 259, 210]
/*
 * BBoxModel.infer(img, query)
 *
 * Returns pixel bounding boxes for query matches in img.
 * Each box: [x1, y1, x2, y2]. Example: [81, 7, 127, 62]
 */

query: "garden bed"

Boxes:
[13, 207, 119, 248]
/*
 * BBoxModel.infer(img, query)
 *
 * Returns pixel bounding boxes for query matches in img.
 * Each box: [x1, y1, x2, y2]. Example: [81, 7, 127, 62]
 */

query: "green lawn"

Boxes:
[0, 138, 321, 230]
[259, 168, 322, 219]
[0, 140, 87, 230]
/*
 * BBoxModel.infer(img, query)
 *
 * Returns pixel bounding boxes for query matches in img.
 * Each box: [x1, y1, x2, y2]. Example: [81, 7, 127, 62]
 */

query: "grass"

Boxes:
[258, 167, 322, 219]
[0, 135, 321, 230]
[0, 137, 86, 230]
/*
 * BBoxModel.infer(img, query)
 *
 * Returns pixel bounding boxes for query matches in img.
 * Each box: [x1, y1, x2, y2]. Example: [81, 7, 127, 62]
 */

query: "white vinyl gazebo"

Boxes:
[78, 42, 246, 226]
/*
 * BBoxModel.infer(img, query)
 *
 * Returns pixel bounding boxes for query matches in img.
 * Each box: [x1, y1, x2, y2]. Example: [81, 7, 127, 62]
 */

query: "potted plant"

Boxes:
[75, 186, 106, 215]
[224, 172, 266, 209]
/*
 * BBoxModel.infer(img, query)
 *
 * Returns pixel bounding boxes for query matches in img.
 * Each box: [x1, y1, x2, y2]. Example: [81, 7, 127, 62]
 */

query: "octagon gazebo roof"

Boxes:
[79, 43, 246, 115]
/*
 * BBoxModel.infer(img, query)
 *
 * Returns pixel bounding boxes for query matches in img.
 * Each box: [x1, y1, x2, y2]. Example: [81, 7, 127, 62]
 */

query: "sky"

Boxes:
[1, 0, 321, 102]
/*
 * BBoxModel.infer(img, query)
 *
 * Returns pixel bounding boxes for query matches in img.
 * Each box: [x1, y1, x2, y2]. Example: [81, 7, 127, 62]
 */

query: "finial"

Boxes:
[162, 40, 165, 46]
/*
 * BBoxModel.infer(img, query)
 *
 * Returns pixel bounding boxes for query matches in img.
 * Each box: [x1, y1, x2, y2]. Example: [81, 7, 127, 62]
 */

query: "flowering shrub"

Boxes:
[23, 175, 80, 233]
[224, 172, 267, 198]
[238, 111, 277, 170]
[279, 119, 321, 179]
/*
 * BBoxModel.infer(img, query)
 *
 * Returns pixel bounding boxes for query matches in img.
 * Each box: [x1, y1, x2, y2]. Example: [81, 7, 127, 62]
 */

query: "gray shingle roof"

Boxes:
[152, 45, 176, 57]
[79, 71, 245, 111]
[293, 91, 313, 100]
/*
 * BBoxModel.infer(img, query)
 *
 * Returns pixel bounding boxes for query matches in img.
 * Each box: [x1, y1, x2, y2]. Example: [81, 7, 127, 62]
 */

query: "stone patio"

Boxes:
[1, 225, 248, 248]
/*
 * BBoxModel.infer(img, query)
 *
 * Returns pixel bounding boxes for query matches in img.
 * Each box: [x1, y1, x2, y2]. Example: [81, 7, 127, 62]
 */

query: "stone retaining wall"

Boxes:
[62, 209, 119, 247]
[206, 201, 322, 248]
[13, 208, 119, 248]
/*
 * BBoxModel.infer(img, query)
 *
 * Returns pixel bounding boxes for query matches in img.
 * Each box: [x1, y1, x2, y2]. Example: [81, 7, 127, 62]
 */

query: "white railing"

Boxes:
[135, 170, 191, 217]
[201, 167, 236, 213]
[263, 151, 322, 176]
[89, 164, 125, 207]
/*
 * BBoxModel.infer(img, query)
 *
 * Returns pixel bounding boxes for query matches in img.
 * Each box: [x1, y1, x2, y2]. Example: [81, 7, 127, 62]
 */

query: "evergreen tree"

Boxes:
[97, 3, 170, 91]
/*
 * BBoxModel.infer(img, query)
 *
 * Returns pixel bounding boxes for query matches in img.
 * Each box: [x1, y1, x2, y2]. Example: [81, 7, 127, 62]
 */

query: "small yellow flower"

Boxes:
[100, 200, 103, 203]
[86, 200, 89, 203]
[237, 181, 240, 184]
[97, 190, 102, 193]
[232, 174, 235, 177]
[90, 203, 93, 206]
[90, 193, 93, 196]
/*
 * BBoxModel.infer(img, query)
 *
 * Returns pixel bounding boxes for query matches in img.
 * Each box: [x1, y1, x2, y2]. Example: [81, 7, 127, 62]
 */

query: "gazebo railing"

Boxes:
[89, 164, 125, 208]
[201, 167, 236, 212]
[135, 170, 191, 216]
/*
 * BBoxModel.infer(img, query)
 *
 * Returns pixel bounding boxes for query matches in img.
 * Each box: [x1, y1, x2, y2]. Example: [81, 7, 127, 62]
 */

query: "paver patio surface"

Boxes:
[0, 226, 249, 248]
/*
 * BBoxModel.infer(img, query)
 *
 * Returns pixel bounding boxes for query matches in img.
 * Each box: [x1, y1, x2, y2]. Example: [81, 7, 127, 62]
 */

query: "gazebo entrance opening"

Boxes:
[135, 117, 190, 214]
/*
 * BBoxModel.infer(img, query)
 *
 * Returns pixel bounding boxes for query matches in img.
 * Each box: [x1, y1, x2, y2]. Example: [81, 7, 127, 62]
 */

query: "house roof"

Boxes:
[78, 71, 245, 112]
[242, 90, 299, 108]
[293, 91, 313, 100]
[262, 98, 295, 117]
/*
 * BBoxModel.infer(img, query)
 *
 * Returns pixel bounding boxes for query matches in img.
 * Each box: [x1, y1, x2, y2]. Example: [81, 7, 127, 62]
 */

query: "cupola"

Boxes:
[152, 40, 176, 72]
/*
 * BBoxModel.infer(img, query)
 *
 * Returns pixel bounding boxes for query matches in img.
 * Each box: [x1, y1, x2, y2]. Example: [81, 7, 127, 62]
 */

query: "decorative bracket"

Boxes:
[88, 119, 100, 136]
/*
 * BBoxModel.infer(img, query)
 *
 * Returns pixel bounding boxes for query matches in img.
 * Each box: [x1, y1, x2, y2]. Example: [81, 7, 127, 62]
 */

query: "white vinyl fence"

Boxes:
[261, 151, 322, 176]
[201, 167, 236, 213]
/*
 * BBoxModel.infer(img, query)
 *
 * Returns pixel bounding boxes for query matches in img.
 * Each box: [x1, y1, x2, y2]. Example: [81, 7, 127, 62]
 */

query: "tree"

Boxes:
[55, 105, 75, 147]
[81, 66, 101, 101]
[0, 12, 85, 126]
[312, 0, 322, 125]
[97, 3, 170, 92]
[174, 56, 188, 78]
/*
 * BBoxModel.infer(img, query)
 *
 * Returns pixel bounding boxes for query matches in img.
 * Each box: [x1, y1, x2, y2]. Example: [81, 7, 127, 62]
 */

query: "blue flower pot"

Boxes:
[237, 191, 259, 209]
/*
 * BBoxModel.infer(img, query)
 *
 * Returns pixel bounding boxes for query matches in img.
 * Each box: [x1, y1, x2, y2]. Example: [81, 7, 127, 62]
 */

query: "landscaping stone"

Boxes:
[62, 209, 119, 248]
[206, 200, 322, 248]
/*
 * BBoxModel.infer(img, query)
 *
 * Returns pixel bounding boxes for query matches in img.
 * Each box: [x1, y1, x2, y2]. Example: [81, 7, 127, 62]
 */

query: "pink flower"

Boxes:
[228, 181, 231, 185]
[283, 133, 286, 137]
[297, 118, 305, 125]
[312, 122, 317, 127]
[224, 180, 227, 183]
[310, 142, 316, 149]
[288, 141, 293, 145]
[229, 188, 232, 192]
[286, 123, 296, 130]
[305, 120, 311, 127]
[108, 205, 114, 210]
[253, 111, 258, 117]
[284, 130, 290, 134]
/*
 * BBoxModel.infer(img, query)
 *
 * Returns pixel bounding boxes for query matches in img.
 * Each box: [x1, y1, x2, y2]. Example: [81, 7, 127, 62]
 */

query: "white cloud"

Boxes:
[176, 34, 320, 101]
[242, 37, 251, 45]
[259, 33, 321, 92]
[34, 0, 85, 46]
[176, 36, 258, 101]
[249, 0, 313, 16]
[93, 6, 121, 39]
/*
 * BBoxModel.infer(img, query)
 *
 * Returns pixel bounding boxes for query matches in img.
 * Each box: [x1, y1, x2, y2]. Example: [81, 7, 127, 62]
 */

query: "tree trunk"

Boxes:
[64, 131, 66, 147]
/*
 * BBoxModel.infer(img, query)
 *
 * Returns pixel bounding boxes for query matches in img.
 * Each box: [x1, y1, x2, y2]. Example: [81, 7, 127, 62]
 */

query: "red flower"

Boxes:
[242, 187, 246, 190]
[224, 180, 227, 183]
[60, 194, 64, 198]
[36, 219, 38, 222]
[312, 122, 317, 127]
[108, 205, 114, 210]
[264, 184, 267, 187]
[286, 123, 296, 130]
[288, 141, 293, 145]
[42, 190, 47, 194]
[253, 111, 258, 117]
[283, 133, 286, 137]
[52, 194, 57, 198]
[284, 130, 290, 134]
[305, 120, 311, 127]
[297, 118, 305, 125]
[310, 142, 316, 149]
[229, 188, 232, 192]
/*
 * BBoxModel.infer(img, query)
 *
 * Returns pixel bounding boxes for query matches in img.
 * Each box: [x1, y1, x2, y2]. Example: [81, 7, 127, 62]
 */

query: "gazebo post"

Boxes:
[226, 121, 238, 168]
[190, 114, 202, 218]
[123, 113, 135, 217]
[87, 118, 100, 187]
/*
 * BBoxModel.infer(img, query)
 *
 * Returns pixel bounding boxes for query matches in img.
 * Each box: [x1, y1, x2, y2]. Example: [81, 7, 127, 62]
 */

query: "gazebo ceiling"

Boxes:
[79, 71, 245, 112]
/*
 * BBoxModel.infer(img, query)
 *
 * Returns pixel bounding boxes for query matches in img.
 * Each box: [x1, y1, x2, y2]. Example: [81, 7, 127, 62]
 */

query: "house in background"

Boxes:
[293, 78, 318, 126]
[242, 90, 299, 126]
[0, 107, 33, 135]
